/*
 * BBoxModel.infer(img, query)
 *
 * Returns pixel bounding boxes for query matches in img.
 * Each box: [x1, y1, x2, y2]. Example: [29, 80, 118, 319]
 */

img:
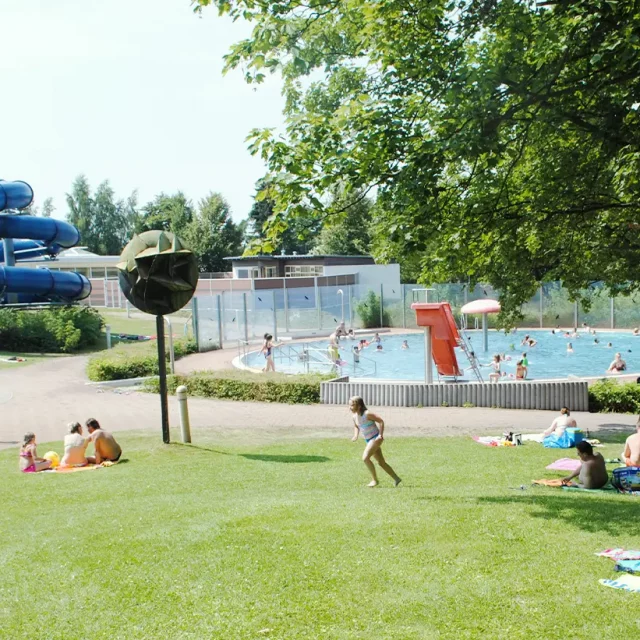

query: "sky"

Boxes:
[1, 0, 285, 222]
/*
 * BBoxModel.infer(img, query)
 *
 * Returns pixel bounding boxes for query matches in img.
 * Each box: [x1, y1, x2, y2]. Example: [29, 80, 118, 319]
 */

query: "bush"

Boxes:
[354, 290, 391, 328]
[87, 338, 197, 381]
[588, 380, 640, 414]
[0, 306, 103, 353]
[144, 370, 331, 404]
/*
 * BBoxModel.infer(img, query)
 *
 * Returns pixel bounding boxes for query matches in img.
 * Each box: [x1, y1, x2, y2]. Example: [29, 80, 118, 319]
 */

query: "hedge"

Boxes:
[144, 370, 331, 404]
[588, 380, 640, 414]
[86, 339, 197, 381]
[0, 306, 103, 353]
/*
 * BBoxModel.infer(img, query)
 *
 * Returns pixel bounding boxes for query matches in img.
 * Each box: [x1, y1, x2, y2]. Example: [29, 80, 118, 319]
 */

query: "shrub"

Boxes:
[144, 370, 331, 404]
[354, 290, 391, 328]
[0, 306, 103, 353]
[588, 380, 640, 414]
[87, 338, 197, 381]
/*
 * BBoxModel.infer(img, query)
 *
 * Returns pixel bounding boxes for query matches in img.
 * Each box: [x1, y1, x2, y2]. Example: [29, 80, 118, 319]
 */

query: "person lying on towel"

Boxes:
[561, 441, 608, 489]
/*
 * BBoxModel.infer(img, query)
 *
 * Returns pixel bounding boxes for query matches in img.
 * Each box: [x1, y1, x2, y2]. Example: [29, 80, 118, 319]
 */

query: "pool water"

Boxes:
[243, 330, 640, 380]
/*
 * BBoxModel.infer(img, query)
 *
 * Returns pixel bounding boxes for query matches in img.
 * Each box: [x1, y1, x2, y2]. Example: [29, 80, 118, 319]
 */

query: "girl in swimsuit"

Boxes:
[349, 396, 401, 488]
[261, 333, 276, 372]
[19, 432, 52, 473]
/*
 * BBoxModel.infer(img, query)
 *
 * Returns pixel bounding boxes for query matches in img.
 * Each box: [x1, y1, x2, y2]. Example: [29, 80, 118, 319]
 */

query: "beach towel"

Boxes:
[44, 461, 119, 474]
[543, 428, 583, 449]
[522, 434, 544, 443]
[562, 484, 617, 493]
[597, 549, 640, 561]
[533, 479, 566, 487]
[472, 436, 515, 447]
[615, 560, 640, 575]
[546, 458, 581, 471]
[532, 479, 616, 492]
[599, 574, 640, 593]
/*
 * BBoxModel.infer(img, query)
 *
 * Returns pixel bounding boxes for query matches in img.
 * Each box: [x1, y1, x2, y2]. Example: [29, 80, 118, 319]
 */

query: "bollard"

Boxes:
[176, 385, 191, 443]
[105, 324, 112, 349]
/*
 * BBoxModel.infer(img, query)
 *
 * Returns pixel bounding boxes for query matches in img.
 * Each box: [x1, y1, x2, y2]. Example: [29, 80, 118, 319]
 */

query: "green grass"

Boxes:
[100, 309, 190, 338]
[1, 433, 638, 639]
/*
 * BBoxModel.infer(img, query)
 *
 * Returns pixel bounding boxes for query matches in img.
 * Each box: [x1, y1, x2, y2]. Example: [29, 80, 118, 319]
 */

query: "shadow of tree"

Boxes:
[478, 494, 637, 535]
[240, 454, 330, 464]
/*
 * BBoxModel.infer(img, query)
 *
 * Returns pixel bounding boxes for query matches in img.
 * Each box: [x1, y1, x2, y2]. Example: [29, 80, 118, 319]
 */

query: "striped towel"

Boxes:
[599, 574, 640, 593]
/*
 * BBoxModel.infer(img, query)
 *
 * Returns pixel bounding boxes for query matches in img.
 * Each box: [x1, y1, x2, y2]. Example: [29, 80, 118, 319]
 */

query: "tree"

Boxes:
[184, 192, 244, 272]
[246, 180, 320, 255]
[40, 197, 55, 218]
[66, 175, 136, 254]
[135, 192, 194, 238]
[195, 0, 640, 323]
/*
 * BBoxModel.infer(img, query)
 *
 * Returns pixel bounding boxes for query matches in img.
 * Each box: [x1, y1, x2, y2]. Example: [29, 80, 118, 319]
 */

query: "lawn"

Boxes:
[0, 351, 69, 370]
[1, 433, 637, 639]
[100, 309, 190, 338]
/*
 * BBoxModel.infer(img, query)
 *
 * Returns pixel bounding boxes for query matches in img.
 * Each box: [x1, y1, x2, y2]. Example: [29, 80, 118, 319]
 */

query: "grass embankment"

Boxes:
[0, 434, 636, 639]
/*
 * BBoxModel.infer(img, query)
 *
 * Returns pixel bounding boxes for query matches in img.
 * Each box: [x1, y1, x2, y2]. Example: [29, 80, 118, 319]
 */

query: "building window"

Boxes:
[264, 267, 277, 278]
[237, 269, 249, 279]
[285, 265, 324, 277]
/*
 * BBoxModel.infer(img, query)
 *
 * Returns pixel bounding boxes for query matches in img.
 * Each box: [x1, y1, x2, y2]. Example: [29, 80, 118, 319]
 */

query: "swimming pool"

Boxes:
[241, 330, 640, 380]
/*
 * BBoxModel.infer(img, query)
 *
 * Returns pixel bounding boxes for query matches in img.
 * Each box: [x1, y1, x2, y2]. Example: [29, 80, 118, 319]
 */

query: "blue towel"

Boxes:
[616, 560, 640, 574]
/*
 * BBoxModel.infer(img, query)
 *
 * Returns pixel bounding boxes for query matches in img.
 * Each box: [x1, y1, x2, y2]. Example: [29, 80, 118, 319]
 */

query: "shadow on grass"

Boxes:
[240, 454, 330, 464]
[478, 494, 637, 535]
[170, 443, 232, 456]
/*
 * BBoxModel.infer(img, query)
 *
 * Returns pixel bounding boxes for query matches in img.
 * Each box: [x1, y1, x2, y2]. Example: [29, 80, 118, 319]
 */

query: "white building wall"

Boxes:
[324, 263, 400, 289]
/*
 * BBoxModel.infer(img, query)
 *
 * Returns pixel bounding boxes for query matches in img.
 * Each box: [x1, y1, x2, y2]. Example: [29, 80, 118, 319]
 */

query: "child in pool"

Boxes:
[401, 340, 409, 350]
[567, 342, 574, 353]
[375, 344, 383, 352]
[19, 432, 52, 473]
[349, 396, 401, 488]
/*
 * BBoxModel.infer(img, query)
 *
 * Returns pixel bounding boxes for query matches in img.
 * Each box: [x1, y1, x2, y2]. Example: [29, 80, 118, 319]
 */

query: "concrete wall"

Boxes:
[324, 263, 401, 290]
[321, 378, 590, 411]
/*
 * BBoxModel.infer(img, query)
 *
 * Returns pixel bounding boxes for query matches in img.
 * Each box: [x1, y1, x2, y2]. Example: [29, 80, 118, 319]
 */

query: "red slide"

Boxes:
[411, 302, 462, 377]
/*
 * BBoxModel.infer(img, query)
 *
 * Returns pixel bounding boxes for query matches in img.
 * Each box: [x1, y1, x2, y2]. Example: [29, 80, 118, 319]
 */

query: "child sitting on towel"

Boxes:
[19, 433, 52, 473]
[561, 441, 608, 489]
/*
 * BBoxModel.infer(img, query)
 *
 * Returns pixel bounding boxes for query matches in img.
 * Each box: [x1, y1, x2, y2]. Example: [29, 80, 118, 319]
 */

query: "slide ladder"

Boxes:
[456, 327, 484, 382]
[0, 180, 91, 303]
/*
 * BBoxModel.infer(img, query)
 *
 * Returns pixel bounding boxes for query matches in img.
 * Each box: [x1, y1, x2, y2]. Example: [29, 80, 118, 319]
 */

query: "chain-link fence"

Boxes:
[192, 281, 640, 352]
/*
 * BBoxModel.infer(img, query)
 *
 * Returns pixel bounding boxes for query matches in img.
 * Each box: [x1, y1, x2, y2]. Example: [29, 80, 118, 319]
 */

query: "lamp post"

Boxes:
[337, 289, 344, 323]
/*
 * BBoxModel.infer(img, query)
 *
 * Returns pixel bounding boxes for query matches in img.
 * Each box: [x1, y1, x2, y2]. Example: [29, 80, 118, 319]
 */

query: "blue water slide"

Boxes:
[1, 180, 91, 302]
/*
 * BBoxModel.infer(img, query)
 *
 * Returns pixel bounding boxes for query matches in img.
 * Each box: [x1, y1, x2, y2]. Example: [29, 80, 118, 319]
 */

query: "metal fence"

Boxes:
[192, 281, 640, 352]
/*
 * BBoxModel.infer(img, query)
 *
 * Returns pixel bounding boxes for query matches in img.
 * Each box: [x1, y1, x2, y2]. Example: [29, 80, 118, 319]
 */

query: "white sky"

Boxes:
[1, 0, 285, 222]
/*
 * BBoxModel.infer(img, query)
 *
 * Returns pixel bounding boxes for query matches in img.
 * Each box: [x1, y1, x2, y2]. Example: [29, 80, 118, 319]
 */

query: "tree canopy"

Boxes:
[196, 0, 640, 321]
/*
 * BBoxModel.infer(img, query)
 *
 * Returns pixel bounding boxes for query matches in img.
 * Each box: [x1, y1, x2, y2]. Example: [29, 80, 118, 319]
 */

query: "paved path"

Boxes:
[0, 354, 636, 451]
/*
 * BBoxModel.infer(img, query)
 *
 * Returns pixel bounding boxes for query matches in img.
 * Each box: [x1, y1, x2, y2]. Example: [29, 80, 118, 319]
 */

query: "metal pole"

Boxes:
[191, 297, 200, 350]
[104, 278, 109, 307]
[402, 284, 406, 329]
[424, 326, 433, 384]
[573, 300, 578, 328]
[348, 284, 354, 328]
[337, 289, 344, 322]
[610, 297, 615, 329]
[176, 385, 191, 443]
[283, 279, 289, 333]
[272, 289, 278, 341]
[539, 285, 543, 328]
[216, 294, 224, 349]
[156, 314, 170, 444]
[243, 292, 249, 343]
[315, 277, 321, 330]
[483, 313, 488, 352]
[379, 283, 384, 327]
[164, 317, 175, 374]
[105, 325, 112, 349]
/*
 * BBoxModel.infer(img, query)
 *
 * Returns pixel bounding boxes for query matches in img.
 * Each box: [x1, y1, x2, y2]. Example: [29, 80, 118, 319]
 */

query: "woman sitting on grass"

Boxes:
[61, 422, 89, 467]
[349, 396, 401, 488]
[19, 432, 52, 473]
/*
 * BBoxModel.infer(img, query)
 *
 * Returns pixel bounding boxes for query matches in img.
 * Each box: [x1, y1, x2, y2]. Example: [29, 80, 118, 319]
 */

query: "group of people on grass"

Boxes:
[19, 419, 122, 473]
[542, 407, 640, 489]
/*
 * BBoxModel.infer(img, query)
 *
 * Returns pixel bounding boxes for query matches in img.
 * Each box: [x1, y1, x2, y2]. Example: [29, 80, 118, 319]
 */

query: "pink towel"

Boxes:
[546, 458, 581, 471]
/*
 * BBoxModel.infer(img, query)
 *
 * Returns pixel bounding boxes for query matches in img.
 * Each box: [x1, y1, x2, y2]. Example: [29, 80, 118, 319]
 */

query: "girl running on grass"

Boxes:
[349, 396, 401, 488]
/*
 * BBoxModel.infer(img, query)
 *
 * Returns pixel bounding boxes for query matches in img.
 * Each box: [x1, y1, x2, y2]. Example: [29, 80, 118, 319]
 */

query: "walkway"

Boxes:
[0, 354, 636, 450]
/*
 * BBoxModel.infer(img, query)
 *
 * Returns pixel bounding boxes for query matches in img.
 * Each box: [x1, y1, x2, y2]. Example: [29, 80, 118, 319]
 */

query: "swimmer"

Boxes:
[607, 352, 626, 374]
[607, 342, 613, 348]
[520, 352, 529, 378]
[527, 337, 537, 347]
[567, 342, 574, 353]
[401, 340, 409, 350]
[593, 338, 599, 345]
[515, 360, 526, 380]
[521, 335, 530, 346]
[352, 345, 360, 364]
[359, 339, 370, 349]
[376, 344, 383, 352]
[347, 329, 356, 340]
[372, 333, 381, 344]
[489, 354, 502, 383]
[349, 396, 401, 488]
[551, 329, 556, 335]
[633, 328, 639, 336]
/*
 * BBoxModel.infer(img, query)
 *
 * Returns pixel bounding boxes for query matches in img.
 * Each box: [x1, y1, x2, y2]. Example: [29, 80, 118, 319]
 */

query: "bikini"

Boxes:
[20, 450, 36, 473]
[354, 412, 380, 443]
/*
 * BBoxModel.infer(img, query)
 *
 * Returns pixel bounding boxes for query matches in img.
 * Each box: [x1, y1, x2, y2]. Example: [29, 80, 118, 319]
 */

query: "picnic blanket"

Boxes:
[44, 461, 119, 474]
[522, 434, 544, 443]
[472, 436, 516, 447]
[597, 549, 640, 561]
[532, 479, 617, 492]
[546, 458, 581, 471]
[562, 484, 616, 493]
[616, 560, 640, 575]
[599, 574, 640, 593]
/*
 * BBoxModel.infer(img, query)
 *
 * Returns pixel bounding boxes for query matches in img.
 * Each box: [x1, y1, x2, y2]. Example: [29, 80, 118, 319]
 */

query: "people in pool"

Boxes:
[607, 352, 627, 374]
[358, 339, 370, 349]
[520, 352, 529, 378]
[607, 342, 613, 348]
[488, 354, 502, 383]
[515, 360, 526, 380]
[349, 396, 401, 488]
[567, 342, 574, 353]
[261, 333, 278, 372]
[632, 327, 639, 336]
[372, 333, 382, 344]
[19, 432, 52, 473]
[593, 338, 600, 345]
[561, 441, 608, 490]
[347, 329, 356, 340]
[401, 340, 409, 350]
[543, 407, 577, 439]
[375, 344, 383, 352]
[352, 345, 361, 364]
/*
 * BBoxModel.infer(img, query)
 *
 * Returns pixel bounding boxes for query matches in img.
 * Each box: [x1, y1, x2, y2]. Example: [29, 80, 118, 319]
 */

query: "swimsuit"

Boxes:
[20, 451, 36, 473]
[355, 412, 380, 443]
